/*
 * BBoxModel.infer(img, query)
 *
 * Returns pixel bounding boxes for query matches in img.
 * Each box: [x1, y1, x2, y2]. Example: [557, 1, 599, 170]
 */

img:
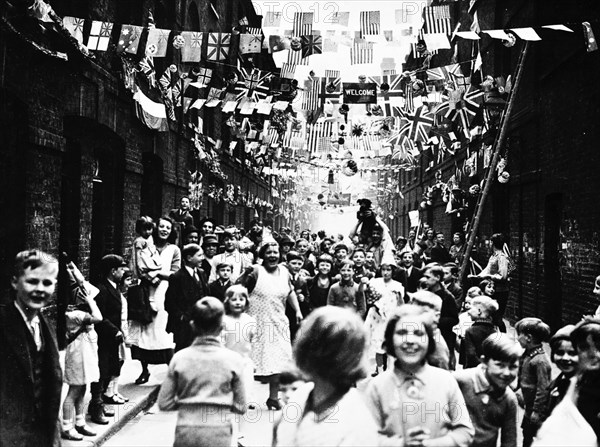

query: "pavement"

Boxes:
[60, 354, 166, 447]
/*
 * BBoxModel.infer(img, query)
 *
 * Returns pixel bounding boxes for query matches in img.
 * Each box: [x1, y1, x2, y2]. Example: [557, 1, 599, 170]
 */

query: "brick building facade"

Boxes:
[392, 0, 600, 328]
[0, 0, 274, 293]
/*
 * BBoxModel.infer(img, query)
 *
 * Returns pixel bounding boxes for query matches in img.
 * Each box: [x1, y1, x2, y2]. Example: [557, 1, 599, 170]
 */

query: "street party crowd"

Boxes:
[2, 196, 600, 447]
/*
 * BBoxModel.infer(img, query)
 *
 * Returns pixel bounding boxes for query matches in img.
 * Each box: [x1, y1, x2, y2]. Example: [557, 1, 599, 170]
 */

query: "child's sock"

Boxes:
[75, 414, 86, 428]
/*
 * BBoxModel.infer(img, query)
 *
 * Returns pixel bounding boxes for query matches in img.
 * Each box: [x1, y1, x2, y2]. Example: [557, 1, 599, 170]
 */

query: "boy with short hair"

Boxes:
[278, 368, 307, 405]
[351, 248, 373, 284]
[454, 334, 520, 447]
[515, 317, 552, 447]
[327, 259, 366, 318]
[207, 262, 233, 302]
[460, 296, 499, 368]
[158, 297, 246, 447]
[331, 244, 350, 278]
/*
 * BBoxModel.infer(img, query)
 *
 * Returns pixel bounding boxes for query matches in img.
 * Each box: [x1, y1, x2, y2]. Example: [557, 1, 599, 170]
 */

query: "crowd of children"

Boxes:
[54, 204, 600, 447]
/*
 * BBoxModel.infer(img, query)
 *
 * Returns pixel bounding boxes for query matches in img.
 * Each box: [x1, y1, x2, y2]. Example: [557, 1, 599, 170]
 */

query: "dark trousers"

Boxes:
[493, 291, 509, 332]
[521, 415, 540, 447]
[89, 378, 108, 409]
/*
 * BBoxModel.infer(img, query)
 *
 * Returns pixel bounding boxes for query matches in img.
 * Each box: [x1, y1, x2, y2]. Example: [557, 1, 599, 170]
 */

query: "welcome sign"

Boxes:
[342, 83, 377, 104]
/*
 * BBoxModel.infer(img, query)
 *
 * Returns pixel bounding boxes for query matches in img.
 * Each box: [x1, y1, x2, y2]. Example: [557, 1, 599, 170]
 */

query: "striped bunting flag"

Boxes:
[302, 77, 321, 111]
[423, 5, 451, 35]
[350, 41, 374, 65]
[306, 121, 336, 155]
[360, 11, 381, 36]
[280, 63, 296, 79]
[288, 12, 313, 65]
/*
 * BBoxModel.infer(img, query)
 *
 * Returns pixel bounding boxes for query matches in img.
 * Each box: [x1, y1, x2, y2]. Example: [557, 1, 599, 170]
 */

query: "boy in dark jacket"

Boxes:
[460, 296, 499, 368]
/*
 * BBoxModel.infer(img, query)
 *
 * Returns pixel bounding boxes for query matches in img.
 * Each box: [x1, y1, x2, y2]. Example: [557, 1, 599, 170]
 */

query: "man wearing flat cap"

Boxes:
[89, 254, 128, 424]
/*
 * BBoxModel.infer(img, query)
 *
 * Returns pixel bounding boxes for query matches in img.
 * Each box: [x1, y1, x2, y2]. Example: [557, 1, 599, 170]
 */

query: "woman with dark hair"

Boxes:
[471, 233, 512, 332]
[130, 216, 181, 384]
[365, 305, 474, 446]
[237, 242, 303, 410]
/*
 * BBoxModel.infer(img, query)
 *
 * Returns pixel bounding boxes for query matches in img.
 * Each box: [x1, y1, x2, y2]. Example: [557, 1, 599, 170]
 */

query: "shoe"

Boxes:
[266, 398, 282, 410]
[371, 367, 379, 377]
[102, 394, 125, 405]
[135, 371, 150, 385]
[248, 403, 256, 410]
[103, 406, 115, 417]
[114, 392, 129, 402]
[88, 407, 109, 425]
[75, 424, 97, 437]
[61, 428, 84, 441]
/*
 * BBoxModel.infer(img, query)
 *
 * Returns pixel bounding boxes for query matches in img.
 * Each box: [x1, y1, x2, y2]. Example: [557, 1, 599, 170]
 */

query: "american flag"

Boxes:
[306, 121, 336, 155]
[280, 63, 296, 80]
[423, 5, 452, 35]
[302, 77, 321, 111]
[360, 11, 381, 36]
[288, 12, 313, 65]
[350, 41, 374, 65]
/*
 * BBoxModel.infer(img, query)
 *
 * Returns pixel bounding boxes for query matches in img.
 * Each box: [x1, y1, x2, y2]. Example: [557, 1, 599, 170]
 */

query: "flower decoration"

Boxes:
[172, 34, 185, 49]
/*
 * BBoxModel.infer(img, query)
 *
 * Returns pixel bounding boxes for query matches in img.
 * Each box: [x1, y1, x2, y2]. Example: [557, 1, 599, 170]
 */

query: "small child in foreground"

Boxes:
[278, 368, 306, 405]
[454, 333, 520, 447]
[158, 297, 246, 447]
[514, 317, 552, 447]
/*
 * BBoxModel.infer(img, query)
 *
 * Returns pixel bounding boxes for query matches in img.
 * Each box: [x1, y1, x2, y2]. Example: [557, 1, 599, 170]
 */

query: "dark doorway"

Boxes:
[89, 146, 125, 281]
[0, 90, 27, 298]
[140, 153, 164, 220]
[544, 193, 562, 330]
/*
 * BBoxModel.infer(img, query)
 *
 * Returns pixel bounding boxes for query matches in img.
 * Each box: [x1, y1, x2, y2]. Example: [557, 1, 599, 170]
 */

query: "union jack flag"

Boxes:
[407, 106, 434, 142]
[427, 64, 463, 82]
[206, 33, 231, 61]
[235, 68, 272, 101]
[301, 34, 322, 58]
[360, 11, 381, 36]
[368, 74, 405, 117]
[451, 73, 471, 92]
[319, 73, 342, 106]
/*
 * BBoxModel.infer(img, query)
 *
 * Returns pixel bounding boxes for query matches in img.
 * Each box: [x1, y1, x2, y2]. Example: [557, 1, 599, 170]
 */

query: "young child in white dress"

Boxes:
[222, 285, 257, 408]
[364, 261, 404, 376]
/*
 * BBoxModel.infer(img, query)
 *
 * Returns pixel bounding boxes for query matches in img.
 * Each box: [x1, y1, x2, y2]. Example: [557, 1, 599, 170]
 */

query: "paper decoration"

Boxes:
[63, 16, 84, 44]
[482, 29, 511, 40]
[133, 86, 167, 118]
[542, 24, 572, 32]
[330, 11, 350, 27]
[423, 33, 451, 50]
[257, 97, 274, 115]
[181, 31, 203, 62]
[206, 33, 231, 61]
[205, 88, 224, 107]
[191, 99, 206, 109]
[300, 34, 323, 57]
[583, 22, 598, 52]
[510, 28, 541, 41]
[117, 25, 142, 54]
[146, 28, 170, 57]
[264, 11, 282, 28]
[239, 33, 263, 54]
[87, 21, 113, 51]
[455, 31, 480, 40]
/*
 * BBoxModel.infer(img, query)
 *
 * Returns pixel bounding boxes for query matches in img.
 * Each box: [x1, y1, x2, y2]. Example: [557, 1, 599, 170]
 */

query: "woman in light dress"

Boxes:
[130, 216, 181, 384]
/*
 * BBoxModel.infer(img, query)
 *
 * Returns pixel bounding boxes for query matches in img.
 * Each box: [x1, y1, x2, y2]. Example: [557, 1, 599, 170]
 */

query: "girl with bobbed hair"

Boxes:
[365, 304, 474, 447]
[273, 307, 378, 447]
[306, 254, 335, 311]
